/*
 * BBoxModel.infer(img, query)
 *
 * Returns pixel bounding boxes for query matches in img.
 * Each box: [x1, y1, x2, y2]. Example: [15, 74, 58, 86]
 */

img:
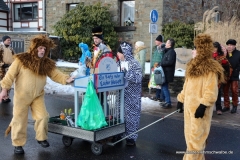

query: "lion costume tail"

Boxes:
[5, 126, 11, 137]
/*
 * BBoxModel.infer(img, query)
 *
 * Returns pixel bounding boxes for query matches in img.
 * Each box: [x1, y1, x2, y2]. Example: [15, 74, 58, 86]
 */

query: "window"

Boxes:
[121, 1, 135, 26]
[67, 3, 78, 11]
[14, 3, 38, 21]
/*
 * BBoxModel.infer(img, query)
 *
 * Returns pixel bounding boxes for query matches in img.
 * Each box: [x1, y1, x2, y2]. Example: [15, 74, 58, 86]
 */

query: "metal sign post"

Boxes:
[149, 9, 158, 94]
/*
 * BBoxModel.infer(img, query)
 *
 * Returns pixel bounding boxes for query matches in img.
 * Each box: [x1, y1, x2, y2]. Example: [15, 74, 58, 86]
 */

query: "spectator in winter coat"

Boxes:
[212, 42, 232, 115]
[150, 35, 165, 102]
[160, 38, 176, 109]
[134, 41, 147, 77]
[222, 39, 240, 114]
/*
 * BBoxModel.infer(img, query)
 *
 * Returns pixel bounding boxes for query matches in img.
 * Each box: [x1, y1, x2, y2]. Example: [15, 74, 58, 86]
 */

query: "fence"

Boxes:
[1, 39, 24, 54]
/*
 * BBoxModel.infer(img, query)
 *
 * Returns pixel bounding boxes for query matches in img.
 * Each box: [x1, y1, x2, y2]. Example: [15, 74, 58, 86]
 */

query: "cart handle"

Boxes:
[107, 109, 180, 146]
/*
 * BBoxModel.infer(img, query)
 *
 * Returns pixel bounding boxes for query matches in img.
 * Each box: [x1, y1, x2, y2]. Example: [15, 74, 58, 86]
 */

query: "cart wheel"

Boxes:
[91, 142, 103, 155]
[62, 136, 73, 147]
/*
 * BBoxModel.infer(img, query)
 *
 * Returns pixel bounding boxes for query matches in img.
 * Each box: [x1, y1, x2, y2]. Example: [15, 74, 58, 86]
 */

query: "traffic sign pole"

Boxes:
[149, 33, 153, 94]
[149, 9, 158, 94]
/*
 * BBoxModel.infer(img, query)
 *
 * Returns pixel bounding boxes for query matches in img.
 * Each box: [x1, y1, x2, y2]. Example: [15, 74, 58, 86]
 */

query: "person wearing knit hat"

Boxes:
[117, 41, 142, 146]
[0, 35, 15, 103]
[0, 34, 74, 154]
[226, 39, 237, 46]
[134, 41, 147, 77]
[155, 35, 163, 42]
[2, 35, 11, 43]
[86, 26, 111, 70]
[177, 34, 225, 160]
[150, 34, 165, 102]
[135, 41, 144, 47]
[222, 39, 240, 114]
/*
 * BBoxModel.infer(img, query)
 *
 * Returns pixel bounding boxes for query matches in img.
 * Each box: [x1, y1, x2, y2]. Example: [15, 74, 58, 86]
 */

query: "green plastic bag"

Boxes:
[77, 80, 107, 130]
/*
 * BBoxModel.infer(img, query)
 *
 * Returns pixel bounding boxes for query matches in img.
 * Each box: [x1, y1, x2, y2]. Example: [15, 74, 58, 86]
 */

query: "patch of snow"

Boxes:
[44, 77, 74, 95]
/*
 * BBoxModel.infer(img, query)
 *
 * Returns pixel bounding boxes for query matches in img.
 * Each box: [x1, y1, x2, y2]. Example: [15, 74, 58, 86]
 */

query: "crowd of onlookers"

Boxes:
[143, 34, 240, 115]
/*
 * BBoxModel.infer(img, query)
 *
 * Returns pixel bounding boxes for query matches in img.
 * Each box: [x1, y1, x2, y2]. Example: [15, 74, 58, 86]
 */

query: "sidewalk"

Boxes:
[141, 91, 240, 130]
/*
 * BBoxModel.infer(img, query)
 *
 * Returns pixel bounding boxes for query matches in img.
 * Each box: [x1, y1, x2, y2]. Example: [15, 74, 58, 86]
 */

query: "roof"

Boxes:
[0, 0, 9, 12]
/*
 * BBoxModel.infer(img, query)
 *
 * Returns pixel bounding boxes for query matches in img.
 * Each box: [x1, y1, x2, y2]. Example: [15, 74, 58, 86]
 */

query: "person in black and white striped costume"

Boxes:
[117, 41, 142, 146]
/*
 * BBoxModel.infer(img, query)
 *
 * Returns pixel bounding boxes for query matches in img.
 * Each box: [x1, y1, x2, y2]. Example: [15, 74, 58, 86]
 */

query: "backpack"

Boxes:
[154, 66, 165, 85]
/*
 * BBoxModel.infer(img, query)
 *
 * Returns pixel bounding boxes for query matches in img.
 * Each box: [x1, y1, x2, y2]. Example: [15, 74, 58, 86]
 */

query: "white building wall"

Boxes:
[5, 0, 43, 31]
[0, 12, 8, 31]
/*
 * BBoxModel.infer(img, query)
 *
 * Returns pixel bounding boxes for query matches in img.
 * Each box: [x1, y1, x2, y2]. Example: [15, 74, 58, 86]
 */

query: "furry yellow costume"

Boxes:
[1, 35, 70, 151]
[177, 34, 225, 160]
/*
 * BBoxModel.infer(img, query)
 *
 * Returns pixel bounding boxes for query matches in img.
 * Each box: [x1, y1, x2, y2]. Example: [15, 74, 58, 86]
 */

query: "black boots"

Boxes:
[231, 106, 237, 114]
[38, 140, 50, 148]
[2, 98, 11, 103]
[14, 141, 49, 154]
[14, 146, 24, 154]
[222, 106, 237, 113]
[222, 107, 230, 112]
[126, 139, 136, 146]
[162, 103, 172, 109]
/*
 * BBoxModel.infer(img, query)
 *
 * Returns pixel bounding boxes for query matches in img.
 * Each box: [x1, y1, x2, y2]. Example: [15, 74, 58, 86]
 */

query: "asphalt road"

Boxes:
[0, 93, 239, 160]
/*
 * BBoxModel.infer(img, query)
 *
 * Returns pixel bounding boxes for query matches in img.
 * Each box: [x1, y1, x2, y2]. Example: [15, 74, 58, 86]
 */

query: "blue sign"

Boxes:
[95, 72, 124, 89]
[150, 10, 158, 23]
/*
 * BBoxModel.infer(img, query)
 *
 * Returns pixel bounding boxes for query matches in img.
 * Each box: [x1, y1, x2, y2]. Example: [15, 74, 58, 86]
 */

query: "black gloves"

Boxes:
[2, 64, 10, 68]
[177, 102, 183, 113]
[195, 104, 207, 118]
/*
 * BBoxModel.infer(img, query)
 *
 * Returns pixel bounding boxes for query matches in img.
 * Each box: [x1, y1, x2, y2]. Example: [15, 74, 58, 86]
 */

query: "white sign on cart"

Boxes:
[98, 57, 118, 73]
[74, 57, 125, 92]
[96, 72, 125, 91]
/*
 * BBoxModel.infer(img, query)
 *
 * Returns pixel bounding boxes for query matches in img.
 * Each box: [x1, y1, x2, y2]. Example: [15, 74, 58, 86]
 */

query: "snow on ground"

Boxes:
[44, 60, 77, 94]
[56, 60, 79, 68]
[44, 77, 75, 95]
[141, 97, 161, 110]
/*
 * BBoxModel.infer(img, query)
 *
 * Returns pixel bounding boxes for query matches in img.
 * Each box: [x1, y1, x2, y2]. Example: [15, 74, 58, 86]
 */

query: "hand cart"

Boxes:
[48, 56, 180, 155]
[48, 56, 126, 155]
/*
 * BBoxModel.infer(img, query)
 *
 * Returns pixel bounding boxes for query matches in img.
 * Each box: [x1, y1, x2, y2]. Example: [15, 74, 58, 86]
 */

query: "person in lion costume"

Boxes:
[177, 34, 225, 160]
[0, 34, 74, 154]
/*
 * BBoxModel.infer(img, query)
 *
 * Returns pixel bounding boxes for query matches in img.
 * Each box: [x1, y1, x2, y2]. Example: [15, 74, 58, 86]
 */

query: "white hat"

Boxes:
[135, 41, 144, 47]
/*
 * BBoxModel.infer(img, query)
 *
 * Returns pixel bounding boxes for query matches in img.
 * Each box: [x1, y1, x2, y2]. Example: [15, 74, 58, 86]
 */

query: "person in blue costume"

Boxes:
[79, 42, 92, 76]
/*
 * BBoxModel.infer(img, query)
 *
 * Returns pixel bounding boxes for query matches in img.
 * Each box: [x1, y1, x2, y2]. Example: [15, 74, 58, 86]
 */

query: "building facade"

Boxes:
[0, 0, 9, 30]
[0, 0, 231, 53]
[4, 0, 45, 31]
[45, 0, 226, 45]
